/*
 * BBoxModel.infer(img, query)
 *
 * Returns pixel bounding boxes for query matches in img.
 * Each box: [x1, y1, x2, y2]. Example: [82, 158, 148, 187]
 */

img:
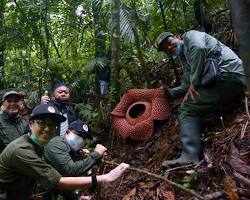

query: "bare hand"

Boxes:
[183, 85, 200, 102]
[41, 90, 50, 104]
[94, 144, 107, 156]
[78, 195, 92, 200]
[159, 80, 168, 97]
[104, 163, 130, 183]
[159, 80, 167, 90]
[79, 148, 90, 156]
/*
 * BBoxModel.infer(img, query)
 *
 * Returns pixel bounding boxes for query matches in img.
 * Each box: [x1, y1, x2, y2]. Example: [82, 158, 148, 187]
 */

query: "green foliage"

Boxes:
[108, 86, 120, 108]
[26, 90, 40, 109]
[85, 57, 110, 72]
[182, 170, 199, 188]
[75, 103, 100, 127]
[0, 0, 231, 98]
[119, 68, 133, 92]
[203, 131, 223, 142]
[173, 169, 199, 189]
[120, 5, 134, 43]
[84, 137, 97, 150]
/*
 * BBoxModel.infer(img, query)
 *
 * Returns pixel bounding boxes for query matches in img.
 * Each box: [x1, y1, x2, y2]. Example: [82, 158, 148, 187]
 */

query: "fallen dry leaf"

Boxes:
[122, 187, 136, 200]
[223, 175, 239, 200]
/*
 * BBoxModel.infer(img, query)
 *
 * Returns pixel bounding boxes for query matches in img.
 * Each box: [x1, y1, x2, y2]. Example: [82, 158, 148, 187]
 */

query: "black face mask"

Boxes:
[54, 98, 69, 108]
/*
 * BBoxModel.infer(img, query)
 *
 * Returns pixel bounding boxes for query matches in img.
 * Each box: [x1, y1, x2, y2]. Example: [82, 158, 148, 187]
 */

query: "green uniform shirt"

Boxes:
[0, 111, 27, 153]
[0, 134, 61, 200]
[168, 30, 245, 99]
[44, 136, 102, 177]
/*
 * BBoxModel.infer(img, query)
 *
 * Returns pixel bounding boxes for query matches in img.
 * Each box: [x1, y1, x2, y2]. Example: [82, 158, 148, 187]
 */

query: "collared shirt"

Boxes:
[44, 136, 101, 177]
[0, 111, 27, 152]
[60, 113, 68, 137]
[0, 134, 61, 200]
[168, 30, 245, 99]
[182, 30, 245, 86]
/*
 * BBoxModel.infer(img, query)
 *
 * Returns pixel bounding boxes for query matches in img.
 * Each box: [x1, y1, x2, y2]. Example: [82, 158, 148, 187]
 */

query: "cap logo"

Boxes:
[47, 106, 55, 113]
[82, 124, 88, 132]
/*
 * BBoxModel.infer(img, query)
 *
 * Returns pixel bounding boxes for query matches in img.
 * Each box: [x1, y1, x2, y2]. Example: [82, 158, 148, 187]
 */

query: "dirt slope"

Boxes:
[97, 98, 250, 200]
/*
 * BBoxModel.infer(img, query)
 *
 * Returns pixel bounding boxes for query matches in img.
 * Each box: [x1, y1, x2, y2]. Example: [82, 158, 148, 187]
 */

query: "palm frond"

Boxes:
[85, 57, 110, 72]
[92, 0, 102, 9]
[120, 5, 135, 43]
[103, 0, 111, 6]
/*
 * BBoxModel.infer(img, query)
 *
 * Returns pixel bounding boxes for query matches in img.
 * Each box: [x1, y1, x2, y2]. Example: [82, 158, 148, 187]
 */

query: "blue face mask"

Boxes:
[172, 41, 184, 59]
[30, 132, 48, 147]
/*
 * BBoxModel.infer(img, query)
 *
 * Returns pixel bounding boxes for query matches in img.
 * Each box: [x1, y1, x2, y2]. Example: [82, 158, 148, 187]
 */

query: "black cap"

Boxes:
[2, 91, 21, 101]
[30, 104, 66, 124]
[68, 119, 92, 139]
[53, 82, 67, 91]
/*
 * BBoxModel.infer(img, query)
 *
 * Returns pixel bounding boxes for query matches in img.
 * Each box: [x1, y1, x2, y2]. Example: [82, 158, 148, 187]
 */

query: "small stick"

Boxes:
[220, 116, 227, 134]
[240, 119, 248, 139]
[233, 171, 250, 186]
[203, 191, 224, 200]
[165, 163, 195, 172]
[245, 96, 250, 118]
[104, 160, 205, 200]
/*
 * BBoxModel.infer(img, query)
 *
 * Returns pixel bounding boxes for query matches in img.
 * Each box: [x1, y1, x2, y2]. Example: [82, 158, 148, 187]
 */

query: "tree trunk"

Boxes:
[70, 1, 80, 68]
[93, 0, 107, 95]
[111, 0, 121, 96]
[0, 0, 5, 88]
[130, 0, 148, 84]
[41, 0, 50, 98]
[156, 0, 168, 30]
[229, 0, 250, 90]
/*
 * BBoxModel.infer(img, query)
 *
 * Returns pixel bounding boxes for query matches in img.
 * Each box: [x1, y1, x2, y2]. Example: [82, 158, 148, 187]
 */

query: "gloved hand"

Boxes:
[103, 163, 130, 183]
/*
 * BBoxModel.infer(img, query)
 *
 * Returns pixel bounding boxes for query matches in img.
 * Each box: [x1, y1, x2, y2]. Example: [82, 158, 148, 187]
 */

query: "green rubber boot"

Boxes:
[162, 117, 201, 167]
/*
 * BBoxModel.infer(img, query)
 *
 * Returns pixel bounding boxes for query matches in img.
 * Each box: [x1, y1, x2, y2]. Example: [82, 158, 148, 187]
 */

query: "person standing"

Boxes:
[18, 91, 31, 124]
[94, 52, 111, 96]
[155, 30, 246, 167]
[41, 83, 78, 136]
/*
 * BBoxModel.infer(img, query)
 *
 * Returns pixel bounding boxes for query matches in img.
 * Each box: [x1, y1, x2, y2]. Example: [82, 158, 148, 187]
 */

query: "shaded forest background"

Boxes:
[0, 0, 244, 129]
[1, 1, 250, 199]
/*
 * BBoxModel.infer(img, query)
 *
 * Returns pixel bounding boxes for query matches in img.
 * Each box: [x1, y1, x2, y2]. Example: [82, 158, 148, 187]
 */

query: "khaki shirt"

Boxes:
[0, 134, 61, 200]
[0, 111, 27, 152]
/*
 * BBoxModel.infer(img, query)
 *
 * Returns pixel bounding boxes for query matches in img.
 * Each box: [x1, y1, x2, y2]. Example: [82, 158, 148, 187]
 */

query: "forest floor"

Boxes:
[95, 96, 250, 200]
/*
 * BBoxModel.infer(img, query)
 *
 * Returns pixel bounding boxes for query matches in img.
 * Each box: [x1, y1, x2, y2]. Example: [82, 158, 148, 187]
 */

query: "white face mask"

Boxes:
[172, 41, 184, 59]
[66, 131, 84, 151]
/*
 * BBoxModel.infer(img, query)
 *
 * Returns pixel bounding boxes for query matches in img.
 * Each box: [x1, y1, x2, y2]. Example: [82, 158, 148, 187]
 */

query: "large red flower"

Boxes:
[111, 89, 170, 141]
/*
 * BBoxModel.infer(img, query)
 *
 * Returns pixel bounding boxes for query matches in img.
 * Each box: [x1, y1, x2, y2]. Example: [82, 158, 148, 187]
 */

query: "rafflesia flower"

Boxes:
[111, 88, 170, 141]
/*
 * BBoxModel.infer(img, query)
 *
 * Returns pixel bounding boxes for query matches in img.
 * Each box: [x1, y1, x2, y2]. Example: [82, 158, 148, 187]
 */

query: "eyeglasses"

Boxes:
[34, 119, 57, 129]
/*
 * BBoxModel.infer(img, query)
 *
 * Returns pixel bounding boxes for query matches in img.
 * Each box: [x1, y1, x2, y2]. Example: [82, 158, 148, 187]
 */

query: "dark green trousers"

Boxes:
[179, 80, 244, 120]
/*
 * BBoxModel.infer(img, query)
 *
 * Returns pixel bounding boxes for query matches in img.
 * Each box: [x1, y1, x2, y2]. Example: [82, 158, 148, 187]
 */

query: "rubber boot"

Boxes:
[162, 117, 201, 167]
